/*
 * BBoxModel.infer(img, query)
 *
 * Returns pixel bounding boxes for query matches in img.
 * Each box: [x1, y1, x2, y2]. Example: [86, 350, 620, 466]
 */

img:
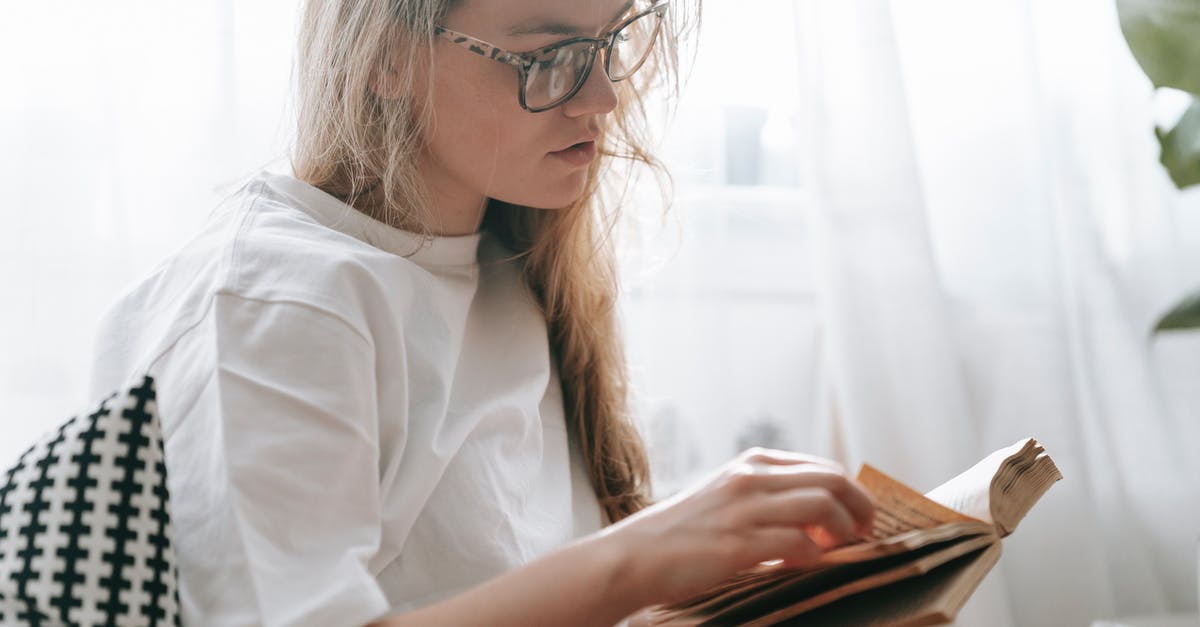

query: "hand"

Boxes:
[601, 447, 876, 610]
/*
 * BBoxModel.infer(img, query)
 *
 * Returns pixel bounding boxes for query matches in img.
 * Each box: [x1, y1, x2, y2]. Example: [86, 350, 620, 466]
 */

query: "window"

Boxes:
[619, 1, 818, 496]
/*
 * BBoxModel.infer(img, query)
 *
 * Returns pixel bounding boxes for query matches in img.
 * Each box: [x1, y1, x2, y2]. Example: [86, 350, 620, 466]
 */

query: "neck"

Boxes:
[345, 178, 489, 237]
[417, 150, 490, 236]
[424, 185, 489, 236]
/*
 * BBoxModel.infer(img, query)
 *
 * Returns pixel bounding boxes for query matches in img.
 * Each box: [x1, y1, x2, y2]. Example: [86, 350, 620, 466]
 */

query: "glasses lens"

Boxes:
[524, 41, 596, 111]
[607, 9, 663, 81]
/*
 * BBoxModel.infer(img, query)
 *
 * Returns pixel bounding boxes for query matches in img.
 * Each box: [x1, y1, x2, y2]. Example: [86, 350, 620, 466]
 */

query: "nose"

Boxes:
[560, 52, 619, 118]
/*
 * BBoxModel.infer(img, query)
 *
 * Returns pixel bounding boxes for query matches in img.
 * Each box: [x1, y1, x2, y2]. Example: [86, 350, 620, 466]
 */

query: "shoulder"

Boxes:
[221, 175, 429, 324]
[90, 173, 450, 392]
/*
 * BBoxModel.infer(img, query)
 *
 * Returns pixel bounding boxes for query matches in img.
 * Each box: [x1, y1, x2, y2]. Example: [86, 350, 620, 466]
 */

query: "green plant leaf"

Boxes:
[1116, 0, 1200, 94]
[1154, 288, 1200, 332]
[1156, 99, 1200, 188]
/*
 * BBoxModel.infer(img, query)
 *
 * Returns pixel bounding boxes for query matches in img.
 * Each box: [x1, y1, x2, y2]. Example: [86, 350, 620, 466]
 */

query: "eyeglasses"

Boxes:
[434, 0, 669, 113]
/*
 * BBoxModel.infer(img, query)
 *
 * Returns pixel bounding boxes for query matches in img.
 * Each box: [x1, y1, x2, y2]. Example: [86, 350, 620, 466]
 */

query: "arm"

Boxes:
[375, 532, 638, 627]
[169, 293, 391, 626]
[371, 448, 877, 627]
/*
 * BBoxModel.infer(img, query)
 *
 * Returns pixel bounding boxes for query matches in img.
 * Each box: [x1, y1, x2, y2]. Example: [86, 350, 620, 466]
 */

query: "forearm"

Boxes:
[368, 448, 877, 627]
[372, 531, 646, 627]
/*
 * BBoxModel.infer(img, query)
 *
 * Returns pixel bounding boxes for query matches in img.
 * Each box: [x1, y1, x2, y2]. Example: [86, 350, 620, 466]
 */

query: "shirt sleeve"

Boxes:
[161, 291, 392, 627]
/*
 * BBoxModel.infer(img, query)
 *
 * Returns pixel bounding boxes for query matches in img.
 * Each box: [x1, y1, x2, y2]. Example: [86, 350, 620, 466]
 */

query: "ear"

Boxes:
[369, 32, 431, 101]
[369, 47, 404, 100]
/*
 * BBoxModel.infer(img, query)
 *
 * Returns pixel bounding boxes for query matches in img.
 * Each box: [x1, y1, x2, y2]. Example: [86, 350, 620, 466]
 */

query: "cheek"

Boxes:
[428, 59, 540, 179]
[423, 55, 588, 208]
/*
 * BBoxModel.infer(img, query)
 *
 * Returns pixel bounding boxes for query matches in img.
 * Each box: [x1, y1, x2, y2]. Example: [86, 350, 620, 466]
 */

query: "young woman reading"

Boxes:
[89, 0, 876, 625]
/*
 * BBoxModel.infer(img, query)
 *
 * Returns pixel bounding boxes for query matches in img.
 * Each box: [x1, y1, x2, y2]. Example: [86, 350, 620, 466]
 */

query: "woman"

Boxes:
[89, 0, 875, 624]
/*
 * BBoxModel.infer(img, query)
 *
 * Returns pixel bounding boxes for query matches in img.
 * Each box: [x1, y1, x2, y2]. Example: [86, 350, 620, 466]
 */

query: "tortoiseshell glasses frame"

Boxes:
[434, 0, 669, 112]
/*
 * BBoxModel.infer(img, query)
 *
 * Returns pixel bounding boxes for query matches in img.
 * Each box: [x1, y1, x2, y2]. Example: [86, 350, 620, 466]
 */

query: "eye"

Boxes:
[533, 46, 577, 70]
[530, 47, 561, 69]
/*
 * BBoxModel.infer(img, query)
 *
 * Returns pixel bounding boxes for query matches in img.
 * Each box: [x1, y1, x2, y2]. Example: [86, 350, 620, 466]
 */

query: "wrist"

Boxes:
[589, 522, 658, 614]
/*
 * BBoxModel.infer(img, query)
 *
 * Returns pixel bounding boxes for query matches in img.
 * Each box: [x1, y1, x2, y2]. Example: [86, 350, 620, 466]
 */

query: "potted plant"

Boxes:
[1117, 0, 1200, 331]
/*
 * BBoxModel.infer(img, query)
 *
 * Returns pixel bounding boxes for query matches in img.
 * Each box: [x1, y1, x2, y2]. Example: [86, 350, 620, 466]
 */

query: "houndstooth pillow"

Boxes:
[0, 375, 180, 626]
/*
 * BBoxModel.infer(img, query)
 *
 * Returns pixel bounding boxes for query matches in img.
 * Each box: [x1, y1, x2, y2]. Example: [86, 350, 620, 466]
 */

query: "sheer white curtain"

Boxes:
[0, 2, 298, 463]
[795, 0, 1200, 624]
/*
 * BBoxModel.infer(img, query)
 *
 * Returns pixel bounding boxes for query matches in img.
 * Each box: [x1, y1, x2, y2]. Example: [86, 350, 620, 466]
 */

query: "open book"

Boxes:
[641, 438, 1062, 627]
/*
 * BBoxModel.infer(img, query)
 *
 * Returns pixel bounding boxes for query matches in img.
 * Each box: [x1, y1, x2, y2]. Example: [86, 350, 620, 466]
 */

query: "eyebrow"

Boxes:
[506, 0, 637, 37]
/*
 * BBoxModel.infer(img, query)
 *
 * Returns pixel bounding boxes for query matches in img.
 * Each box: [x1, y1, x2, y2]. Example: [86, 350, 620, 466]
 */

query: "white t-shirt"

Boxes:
[89, 171, 607, 627]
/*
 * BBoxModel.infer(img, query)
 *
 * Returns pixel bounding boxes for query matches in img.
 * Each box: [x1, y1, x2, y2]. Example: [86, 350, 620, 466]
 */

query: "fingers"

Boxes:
[776, 469, 873, 535]
[737, 446, 846, 473]
[743, 487, 858, 544]
[736, 526, 822, 569]
[720, 464, 876, 535]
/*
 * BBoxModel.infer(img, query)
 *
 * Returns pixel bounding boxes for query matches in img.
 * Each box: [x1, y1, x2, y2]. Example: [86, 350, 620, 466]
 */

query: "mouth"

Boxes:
[548, 140, 598, 167]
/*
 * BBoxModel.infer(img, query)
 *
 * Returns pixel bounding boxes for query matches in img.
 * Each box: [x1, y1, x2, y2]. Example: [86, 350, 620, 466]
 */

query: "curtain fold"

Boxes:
[0, 2, 297, 464]
[800, 0, 1200, 623]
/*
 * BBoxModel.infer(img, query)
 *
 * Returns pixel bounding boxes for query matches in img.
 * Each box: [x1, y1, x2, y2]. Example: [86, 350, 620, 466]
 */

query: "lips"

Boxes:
[552, 133, 600, 154]
[549, 140, 598, 167]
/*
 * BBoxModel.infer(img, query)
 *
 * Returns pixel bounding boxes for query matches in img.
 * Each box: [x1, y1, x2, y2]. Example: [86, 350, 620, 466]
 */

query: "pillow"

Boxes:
[0, 375, 181, 626]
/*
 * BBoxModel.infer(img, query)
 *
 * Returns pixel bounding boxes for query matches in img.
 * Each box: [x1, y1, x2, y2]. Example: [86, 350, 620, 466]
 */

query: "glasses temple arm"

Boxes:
[433, 27, 529, 69]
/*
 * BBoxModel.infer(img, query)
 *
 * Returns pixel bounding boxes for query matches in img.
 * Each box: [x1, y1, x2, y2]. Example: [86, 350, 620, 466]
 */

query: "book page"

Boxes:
[857, 464, 983, 539]
[641, 441, 1056, 626]
[989, 441, 1062, 536]
[654, 519, 995, 623]
[923, 438, 1062, 536]
[777, 542, 1004, 627]
[643, 536, 996, 627]
[735, 535, 998, 627]
[818, 520, 992, 566]
[923, 439, 1033, 524]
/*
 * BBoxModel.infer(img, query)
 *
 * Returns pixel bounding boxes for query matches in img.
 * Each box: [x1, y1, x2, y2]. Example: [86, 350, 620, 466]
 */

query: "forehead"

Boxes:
[447, 0, 635, 38]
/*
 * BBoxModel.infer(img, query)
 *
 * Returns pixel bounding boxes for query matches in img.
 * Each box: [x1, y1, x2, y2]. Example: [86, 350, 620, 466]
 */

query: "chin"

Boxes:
[522, 195, 584, 210]
[501, 176, 590, 210]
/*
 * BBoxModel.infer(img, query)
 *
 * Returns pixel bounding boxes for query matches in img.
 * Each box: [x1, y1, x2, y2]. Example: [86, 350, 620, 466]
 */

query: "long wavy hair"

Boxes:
[292, 0, 697, 523]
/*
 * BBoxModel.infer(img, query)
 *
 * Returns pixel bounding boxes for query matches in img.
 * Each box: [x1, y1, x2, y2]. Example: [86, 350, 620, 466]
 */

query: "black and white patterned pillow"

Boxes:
[0, 375, 180, 626]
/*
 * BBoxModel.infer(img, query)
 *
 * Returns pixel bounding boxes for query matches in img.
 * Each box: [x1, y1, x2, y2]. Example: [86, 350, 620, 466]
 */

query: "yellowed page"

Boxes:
[819, 520, 992, 565]
[857, 464, 983, 539]
[782, 542, 1004, 627]
[647, 520, 995, 624]
[643, 443, 1056, 626]
[923, 439, 1034, 524]
[734, 535, 997, 627]
[645, 464, 990, 625]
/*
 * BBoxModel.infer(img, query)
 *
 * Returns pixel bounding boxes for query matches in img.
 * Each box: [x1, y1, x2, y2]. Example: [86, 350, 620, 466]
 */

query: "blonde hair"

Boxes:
[293, 0, 698, 523]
